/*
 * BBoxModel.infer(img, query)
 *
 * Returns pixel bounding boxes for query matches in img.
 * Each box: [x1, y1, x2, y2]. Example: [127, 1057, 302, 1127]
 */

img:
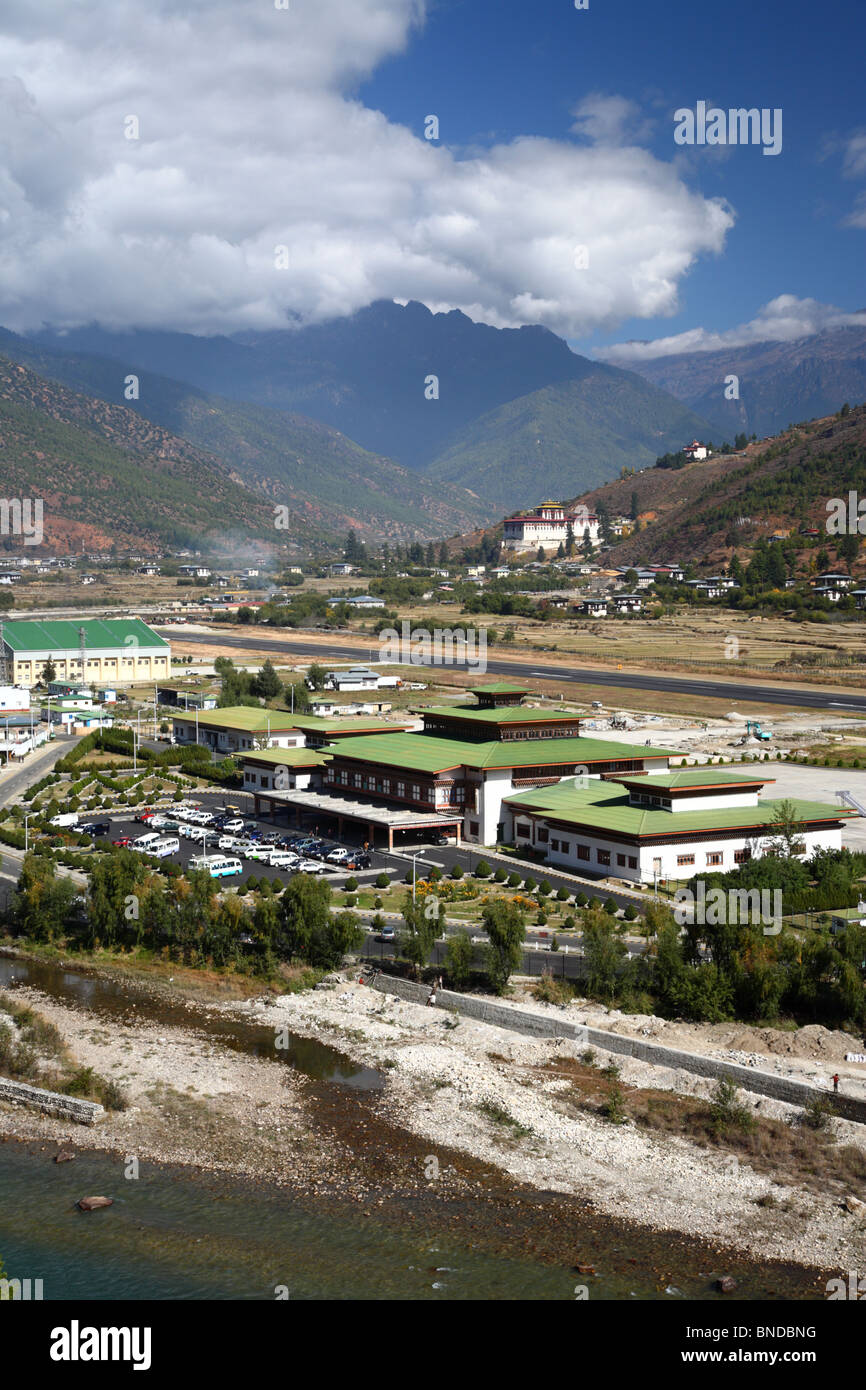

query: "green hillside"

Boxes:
[424, 372, 712, 511]
[0, 357, 278, 552]
[0, 331, 493, 543]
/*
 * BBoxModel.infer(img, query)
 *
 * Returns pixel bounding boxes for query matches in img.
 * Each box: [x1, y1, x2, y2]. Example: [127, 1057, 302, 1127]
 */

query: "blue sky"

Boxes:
[361, 0, 866, 355]
[1, 0, 863, 352]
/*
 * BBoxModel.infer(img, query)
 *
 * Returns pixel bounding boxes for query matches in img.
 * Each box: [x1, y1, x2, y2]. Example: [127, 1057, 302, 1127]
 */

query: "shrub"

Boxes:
[344, 894, 357, 908]
[245, 875, 259, 892]
[507, 872, 521, 888]
[538, 880, 552, 897]
[624, 904, 638, 921]
[563, 914, 576, 930]
[376, 872, 390, 889]
[524, 876, 537, 893]
[604, 897, 618, 915]
[344, 876, 358, 892]
[494, 868, 507, 883]
[710, 1078, 755, 1136]
[556, 886, 569, 902]
[575, 891, 587, 907]
[450, 863, 464, 880]
[475, 860, 492, 878]
[428, 866, 442, 882]
[374, 896, 383, 909]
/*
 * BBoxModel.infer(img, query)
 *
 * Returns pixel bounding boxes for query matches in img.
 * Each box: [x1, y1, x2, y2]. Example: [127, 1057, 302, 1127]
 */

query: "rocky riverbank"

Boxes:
[0, 954, 863, 1280]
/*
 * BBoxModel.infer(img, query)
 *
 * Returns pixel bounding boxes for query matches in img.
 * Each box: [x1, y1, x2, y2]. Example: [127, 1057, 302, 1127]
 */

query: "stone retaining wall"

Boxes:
[0, 1077, 105, 1125]
[368, 974, 866, 1125]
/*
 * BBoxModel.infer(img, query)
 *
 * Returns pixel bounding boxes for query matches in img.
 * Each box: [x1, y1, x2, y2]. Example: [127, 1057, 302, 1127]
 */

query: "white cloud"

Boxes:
[597, 295, 866, 363]
[0, 0, 733, 336]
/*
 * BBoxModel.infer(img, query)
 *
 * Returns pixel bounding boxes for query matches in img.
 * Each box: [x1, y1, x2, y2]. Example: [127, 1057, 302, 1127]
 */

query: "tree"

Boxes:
[0, 590, 13, 614]
[630, 491, 639, 521]
[306, 662, 327, 691]
[251, 658, 281, 700]
[284, 679, 311, 712]
[583, 907, 627, 1000]
[41, 656, 57, 684]
[768, 799, 805, 858]
[399, 894, 437, 977]
[445, 930, 474, 988]
[482, 898, 525, 994]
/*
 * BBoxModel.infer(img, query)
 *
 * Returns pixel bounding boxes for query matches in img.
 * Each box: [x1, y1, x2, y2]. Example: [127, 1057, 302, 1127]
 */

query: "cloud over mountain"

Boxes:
[0, 0, 732, 337]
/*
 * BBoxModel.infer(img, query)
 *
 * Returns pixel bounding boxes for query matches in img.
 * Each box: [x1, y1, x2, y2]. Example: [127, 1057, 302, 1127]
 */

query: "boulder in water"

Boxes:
[77, 1196, 113, 1212]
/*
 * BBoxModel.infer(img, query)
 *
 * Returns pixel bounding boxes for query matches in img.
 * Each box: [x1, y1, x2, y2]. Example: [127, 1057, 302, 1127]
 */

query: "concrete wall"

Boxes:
[0, 1077, 105, 1125]
[368, 974, 866, 1125]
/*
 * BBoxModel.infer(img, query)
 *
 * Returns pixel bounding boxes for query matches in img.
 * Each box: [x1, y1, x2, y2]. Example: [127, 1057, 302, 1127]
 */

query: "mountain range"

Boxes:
[1, 301, 863, 553]
[26, 302, 713, 511]
[614, 322, 866, 440]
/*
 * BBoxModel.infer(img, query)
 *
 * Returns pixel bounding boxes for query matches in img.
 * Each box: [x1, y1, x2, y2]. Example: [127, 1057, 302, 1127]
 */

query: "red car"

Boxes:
[135, 809, 154, 823]
[112, 836, 133, 848]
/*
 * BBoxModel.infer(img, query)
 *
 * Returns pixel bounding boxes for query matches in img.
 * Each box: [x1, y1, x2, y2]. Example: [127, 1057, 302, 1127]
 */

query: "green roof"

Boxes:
[288, 715, 411, 733]
[172, 706, 299, 732]
[505, 779, 856, 839]
[421, 704, 581, 725]
[619, 769, 772, 790]
[324, 731, 679, 774]
[2, 617, 168, 654]
[469, 682, 528, 694]
[241, 747, 330, 767]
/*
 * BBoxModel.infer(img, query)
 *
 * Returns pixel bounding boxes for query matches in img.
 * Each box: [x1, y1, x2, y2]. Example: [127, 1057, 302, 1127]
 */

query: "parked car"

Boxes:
[430, 833, 451, 846]
[217, 834, 241, 851]
[80, 821, 111, 836]
[245, 845, 273, 863]
[111, 836, 133, 848]
[49, 813, 79, 828]
[326, 847, 353, 864]
[295, 858, 325, 875]
[378, 925, 396, 942]
[352, 852, 372, 870]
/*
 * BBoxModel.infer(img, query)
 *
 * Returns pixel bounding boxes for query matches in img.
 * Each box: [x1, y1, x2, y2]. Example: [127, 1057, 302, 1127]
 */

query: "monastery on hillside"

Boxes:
[502, 501, 601, 553]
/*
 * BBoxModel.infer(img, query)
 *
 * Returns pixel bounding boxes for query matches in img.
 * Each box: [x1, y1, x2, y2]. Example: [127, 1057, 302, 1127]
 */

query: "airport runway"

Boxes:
[156, 629, 866, 714]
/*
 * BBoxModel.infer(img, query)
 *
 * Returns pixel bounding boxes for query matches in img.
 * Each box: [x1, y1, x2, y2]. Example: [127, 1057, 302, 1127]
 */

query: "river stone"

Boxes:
[54, 1150, 76, 1164]
[78, 1196, 114, 1212]
[716, 1275, 737, 1293]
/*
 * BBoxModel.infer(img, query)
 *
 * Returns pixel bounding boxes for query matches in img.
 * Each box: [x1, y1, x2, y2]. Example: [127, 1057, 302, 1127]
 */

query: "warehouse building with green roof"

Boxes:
[2, 618, 170, 688]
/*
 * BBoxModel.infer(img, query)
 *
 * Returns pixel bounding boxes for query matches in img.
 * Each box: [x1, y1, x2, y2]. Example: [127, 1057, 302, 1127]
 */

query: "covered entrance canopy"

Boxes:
[250, 787, 463, 849]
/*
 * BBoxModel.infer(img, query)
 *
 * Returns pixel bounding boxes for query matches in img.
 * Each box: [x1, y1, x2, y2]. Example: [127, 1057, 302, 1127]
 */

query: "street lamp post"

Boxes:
[24, 813, 30, 854]
[411, 851, 418, 904]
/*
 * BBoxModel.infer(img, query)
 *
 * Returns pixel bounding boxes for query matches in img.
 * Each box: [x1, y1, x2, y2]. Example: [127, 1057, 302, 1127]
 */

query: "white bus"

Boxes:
[133, 833, 162, 853]
[149, 836, 180, 859]
[189, 854, 243, 879]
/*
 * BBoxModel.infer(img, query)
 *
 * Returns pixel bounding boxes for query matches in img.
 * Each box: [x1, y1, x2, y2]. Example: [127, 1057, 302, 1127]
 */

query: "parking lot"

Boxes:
[63, 787, 647, 915]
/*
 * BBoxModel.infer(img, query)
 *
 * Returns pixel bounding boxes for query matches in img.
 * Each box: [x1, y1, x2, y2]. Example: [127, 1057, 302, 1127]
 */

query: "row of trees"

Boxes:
[6, 852, 364, 977]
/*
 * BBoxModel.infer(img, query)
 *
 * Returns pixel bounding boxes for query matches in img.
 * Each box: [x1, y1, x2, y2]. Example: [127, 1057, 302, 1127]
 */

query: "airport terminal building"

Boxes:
[235, 684, 856, 875]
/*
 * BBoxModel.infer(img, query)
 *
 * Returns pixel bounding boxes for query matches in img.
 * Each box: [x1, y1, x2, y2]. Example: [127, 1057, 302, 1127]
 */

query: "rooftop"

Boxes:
[506, 779, 855, 838]
[2, 618, 169, 653]
[324, 731, 679, 774]
[617, 769, 772, 792]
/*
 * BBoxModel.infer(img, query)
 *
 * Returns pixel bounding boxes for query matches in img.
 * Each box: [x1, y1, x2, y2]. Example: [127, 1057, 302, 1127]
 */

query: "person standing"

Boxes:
[832, 1073, 840, 1094]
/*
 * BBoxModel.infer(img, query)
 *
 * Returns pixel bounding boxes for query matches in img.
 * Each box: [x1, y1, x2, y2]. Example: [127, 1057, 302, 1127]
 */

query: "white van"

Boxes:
[150, 836, 180, 858]
[268, 850, 298, 869]
[133, 833, 162, 853]
[189, 854, 243, 879]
